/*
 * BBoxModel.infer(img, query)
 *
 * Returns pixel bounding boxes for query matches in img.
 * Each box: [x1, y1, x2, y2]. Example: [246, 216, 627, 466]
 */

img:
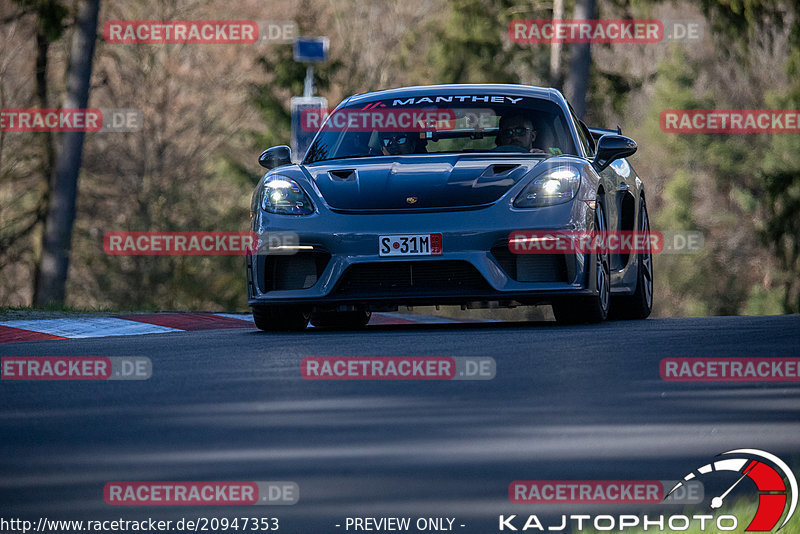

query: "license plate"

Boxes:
[379, 234, 442, 256]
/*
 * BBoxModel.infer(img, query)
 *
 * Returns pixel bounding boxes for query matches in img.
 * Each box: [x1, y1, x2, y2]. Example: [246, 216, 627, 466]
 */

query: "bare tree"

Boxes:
[564, 0, 595, 118]
[34, 0, 99, 306]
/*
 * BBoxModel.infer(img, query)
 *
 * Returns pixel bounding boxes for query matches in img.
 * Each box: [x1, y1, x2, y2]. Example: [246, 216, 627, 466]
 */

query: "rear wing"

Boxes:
[588, 126, 621, 141]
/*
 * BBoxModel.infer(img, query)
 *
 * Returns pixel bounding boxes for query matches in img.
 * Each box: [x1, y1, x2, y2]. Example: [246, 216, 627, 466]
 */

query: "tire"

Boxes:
[609, 198, 653, 320]
[552, 203, 610, 324]
[310, 309, 371, 329]
[252, 305, 310, 331]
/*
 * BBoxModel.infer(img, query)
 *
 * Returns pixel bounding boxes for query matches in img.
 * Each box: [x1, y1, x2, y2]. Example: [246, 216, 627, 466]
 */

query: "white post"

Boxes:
[303, 65, 314, 97]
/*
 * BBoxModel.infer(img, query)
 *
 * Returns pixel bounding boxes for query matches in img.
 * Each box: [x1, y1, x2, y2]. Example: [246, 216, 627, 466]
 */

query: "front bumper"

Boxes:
[247, 198, 599, 310]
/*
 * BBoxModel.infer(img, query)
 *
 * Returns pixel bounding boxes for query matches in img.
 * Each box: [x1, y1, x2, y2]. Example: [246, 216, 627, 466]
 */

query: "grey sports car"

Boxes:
[247, 84, 653, 330]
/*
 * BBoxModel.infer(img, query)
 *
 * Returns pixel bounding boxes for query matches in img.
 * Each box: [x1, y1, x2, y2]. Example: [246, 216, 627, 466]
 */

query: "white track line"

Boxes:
[0, 318, 181, 339]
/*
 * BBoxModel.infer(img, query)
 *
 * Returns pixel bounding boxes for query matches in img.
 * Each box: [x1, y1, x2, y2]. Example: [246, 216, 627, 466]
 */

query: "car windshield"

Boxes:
[303, 96, 577, 163]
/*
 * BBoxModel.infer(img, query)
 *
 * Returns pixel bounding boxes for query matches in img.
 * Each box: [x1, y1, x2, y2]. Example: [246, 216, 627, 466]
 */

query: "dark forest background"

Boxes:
[1, 0, 798, 316]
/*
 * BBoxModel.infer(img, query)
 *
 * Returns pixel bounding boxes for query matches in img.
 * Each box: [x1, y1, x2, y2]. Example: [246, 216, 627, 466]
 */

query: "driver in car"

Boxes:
[495, 114, 545, 153]
[379, 132, 418, 155]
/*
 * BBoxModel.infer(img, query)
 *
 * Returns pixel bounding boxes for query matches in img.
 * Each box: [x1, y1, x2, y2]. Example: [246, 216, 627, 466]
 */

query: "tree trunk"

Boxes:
[31, 13, 55, 305]
[564, 0, 595, 119]
[549, 0, 564, 89]
[34, 0, 100, 307]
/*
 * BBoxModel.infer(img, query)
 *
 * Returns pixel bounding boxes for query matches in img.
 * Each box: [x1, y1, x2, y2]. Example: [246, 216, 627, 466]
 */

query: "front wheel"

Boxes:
[552, 203, 610, 324]
[253, 305, 310, 331]
[609, 198, 653, 320]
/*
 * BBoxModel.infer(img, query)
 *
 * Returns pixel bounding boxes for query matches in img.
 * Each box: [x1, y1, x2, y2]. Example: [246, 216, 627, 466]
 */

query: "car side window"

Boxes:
[568, 105, 594, 157]
[579, 120, 596, 155]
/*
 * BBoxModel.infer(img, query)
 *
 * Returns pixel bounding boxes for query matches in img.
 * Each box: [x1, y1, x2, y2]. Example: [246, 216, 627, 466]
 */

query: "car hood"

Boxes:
[301, 155, 544, 211]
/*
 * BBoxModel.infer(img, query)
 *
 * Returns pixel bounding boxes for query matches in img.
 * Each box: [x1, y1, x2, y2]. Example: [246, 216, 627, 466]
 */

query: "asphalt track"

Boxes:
[1, 315, 799, 532]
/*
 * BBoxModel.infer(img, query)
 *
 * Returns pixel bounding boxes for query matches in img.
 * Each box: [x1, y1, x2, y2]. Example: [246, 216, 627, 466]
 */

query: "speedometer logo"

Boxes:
[666, 449, 797, 531]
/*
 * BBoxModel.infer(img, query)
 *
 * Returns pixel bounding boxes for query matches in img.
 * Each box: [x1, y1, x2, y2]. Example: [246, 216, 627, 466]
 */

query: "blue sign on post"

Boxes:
[293, 37, 329, 63]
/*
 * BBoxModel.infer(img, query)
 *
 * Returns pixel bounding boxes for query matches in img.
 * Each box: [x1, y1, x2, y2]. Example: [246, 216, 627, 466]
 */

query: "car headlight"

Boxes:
[261, 175, 314, 215]
[514, 166, 581, 208]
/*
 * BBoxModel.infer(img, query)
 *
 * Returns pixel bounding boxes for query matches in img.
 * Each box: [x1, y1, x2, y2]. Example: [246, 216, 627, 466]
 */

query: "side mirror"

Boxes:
[259, 145, 292, 170]
[592, 135, 636, 172]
